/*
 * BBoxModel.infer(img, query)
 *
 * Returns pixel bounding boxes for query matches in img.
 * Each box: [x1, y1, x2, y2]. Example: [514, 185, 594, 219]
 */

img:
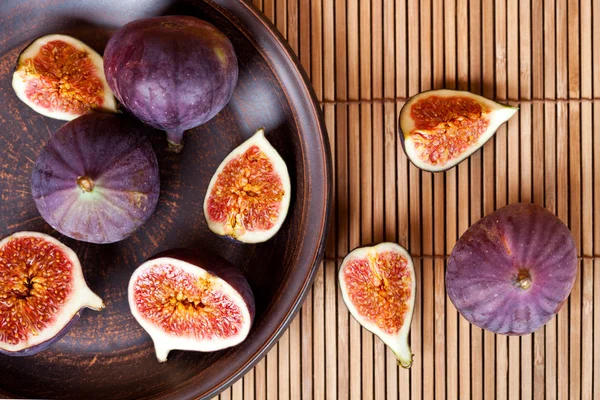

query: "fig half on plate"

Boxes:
[398, 89, 517, 172]
[128, 249, 255, 362]
[12, 34, 117, 121]
[204, 128, 291, 243]
[0, 231, 103, 356]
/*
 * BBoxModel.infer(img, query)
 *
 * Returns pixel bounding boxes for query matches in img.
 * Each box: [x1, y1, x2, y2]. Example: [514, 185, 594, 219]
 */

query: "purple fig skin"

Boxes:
[31, 113, 160, 244]
[103, 16, 239, 151]
[446, 203, 578, 335]
[148, 248, 256, 323]
[0, 311, 82, 357]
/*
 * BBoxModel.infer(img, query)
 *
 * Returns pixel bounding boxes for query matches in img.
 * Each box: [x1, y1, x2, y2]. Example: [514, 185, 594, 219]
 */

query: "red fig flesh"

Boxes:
[339, 242, 416, 368]
[128, 250, 255, 362]
[398, 89, 517, 172]
[0, 232, 103, 355]
[204, 128, 291, 243]
[446, 203, 578, 335]
[12, 34, 116, 121]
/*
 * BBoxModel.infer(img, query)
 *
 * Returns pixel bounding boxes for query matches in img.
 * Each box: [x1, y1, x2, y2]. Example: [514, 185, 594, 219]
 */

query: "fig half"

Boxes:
[398, 89, 517, 172]
[204, 128, 291, 243]
[0, 231, 104, 356]
[12, 34, 117, 121]
[31, 113, 160, 244]
[128, 249, 255, 362]
[339, 242, 416, 368]
[446, 203, 578, 335]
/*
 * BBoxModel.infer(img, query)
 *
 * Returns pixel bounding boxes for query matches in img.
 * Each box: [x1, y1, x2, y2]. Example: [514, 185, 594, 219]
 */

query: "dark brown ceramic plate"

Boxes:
[0, 1, 331, 398]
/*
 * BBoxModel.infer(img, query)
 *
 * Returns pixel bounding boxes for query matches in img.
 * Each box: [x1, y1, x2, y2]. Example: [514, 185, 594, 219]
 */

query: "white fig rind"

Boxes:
[203, 128, 291, 243]
[0, 231, 104, 354]
[399, 89, 518, 172]
[12, 34, 117, 121]
[128, 257, 253, 363]
[339, 242, 416, 368]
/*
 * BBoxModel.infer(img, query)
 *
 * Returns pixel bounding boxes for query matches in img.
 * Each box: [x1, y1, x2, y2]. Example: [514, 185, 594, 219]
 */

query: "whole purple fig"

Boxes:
[103, 16, 239, 152]
[446, 203, 578, 335]
[31, 113, 160, 244]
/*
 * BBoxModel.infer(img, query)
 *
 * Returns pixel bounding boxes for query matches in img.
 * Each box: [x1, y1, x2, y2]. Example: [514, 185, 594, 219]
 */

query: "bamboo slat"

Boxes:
[443, 2, 458, 399]
[593, 3, 600, 400]
[580, 3, 594, 400]
[214, 0, 599, 398]
[348, 0, 362, 398]
[372, 0, 386, 397]
[530, 1, 544, 398]
[383, 0, 398, 398]
[432, 1, 445, 399]
[334, 0, 349, 397]
[357, 0, 372, 397]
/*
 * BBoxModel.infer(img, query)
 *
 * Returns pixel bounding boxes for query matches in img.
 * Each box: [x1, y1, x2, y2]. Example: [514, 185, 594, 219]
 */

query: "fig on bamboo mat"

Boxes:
[446, 203, 577, 335]
[338, 242, 416, 368]
[398, 89, 517, 172]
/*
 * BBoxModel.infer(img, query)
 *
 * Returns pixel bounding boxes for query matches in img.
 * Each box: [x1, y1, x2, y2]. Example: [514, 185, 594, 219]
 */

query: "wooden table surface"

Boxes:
[215, 0, 598, 398]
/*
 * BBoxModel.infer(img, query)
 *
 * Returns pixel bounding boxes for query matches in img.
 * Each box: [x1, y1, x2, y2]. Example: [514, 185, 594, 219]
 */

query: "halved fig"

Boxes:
[0, 231, 104, 356]
[12, 34, 117, 121]
[203, 128, 291, 243]
[128, 249, 255, 362]
[446, 203, 578, 335]
[31, 113, 160, 244]
[338, 242, 416, 368]
[398, 89, 517, 172]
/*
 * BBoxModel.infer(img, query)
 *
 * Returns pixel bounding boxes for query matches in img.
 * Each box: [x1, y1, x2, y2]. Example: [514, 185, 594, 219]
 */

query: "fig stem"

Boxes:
[394, 344, 414, 369]
[166, 130, 185, 153]
[77, 176, 94, 192]
[516, 270, 532, 290]
[517, 277, 532, 290]
[154, 343, 171, 363]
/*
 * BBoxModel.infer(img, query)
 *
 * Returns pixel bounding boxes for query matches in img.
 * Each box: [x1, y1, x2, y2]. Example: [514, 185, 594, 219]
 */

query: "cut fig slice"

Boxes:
[398, 89, 517, 172]
[128, 249, 255, 362]
[338, 242, 416, 368]
[204, 128, 291, 243]
[12, 34, 117, 121]
[31, 113, 160, 244]
[0, 231, 104, 356]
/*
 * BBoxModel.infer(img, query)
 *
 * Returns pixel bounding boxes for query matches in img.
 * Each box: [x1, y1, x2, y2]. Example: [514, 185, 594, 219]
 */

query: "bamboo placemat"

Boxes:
[216, 0, 599, 398]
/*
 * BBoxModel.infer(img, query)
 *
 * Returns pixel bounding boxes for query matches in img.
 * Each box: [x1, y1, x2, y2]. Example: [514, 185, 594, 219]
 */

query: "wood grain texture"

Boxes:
[214, 0, 598, 399]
